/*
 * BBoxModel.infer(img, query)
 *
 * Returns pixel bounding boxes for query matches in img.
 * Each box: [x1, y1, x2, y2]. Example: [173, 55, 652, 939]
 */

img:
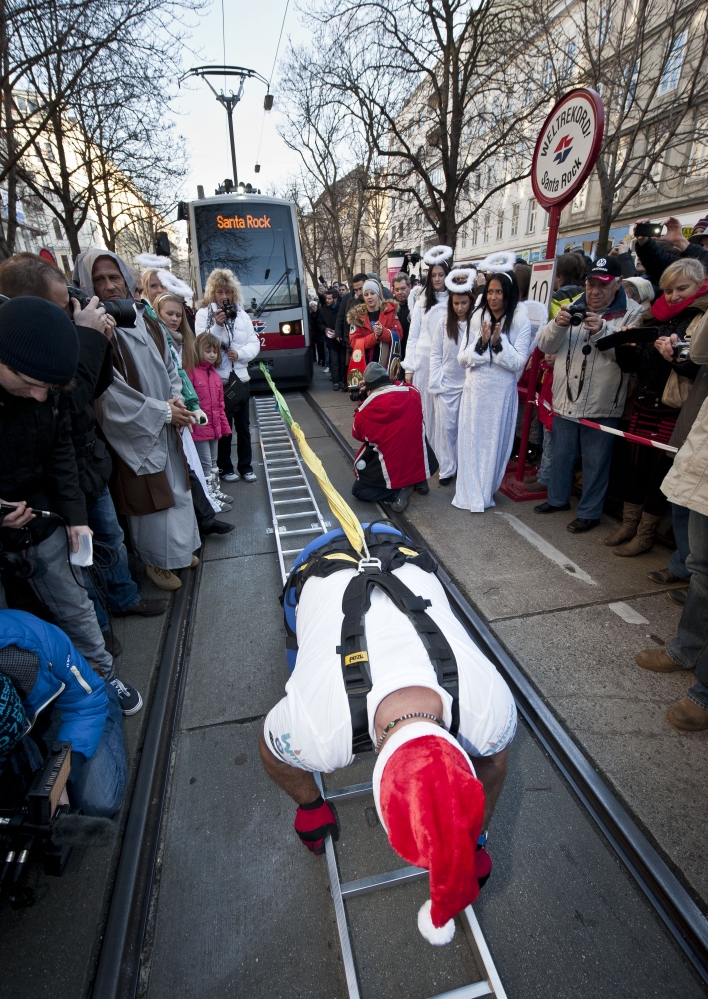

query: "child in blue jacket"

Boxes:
[0, 610, 126, 817]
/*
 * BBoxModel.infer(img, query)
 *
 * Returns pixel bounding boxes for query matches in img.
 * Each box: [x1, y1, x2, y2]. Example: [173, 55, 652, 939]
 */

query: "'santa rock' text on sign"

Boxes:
[217, 214, 272, 229]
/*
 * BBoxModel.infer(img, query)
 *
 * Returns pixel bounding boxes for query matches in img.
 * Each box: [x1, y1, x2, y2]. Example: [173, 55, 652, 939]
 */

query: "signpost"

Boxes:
[500, 88, 604, 501]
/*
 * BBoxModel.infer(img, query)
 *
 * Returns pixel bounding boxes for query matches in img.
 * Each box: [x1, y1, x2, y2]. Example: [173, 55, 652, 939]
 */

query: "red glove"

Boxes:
[475, 844, 492, 889]
[294, 795, 339, 855]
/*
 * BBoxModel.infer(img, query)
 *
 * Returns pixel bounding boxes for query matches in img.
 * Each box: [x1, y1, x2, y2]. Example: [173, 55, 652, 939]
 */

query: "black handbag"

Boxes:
[224, 368, 250, 409]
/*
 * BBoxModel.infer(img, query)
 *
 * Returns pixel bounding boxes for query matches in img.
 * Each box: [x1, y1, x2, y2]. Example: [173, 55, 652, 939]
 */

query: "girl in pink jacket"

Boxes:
[186, 334, 231, 501]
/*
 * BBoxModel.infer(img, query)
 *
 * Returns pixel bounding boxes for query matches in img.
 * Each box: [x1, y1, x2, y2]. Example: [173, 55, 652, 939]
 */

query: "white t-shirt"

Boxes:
[264, 564, 517, 772]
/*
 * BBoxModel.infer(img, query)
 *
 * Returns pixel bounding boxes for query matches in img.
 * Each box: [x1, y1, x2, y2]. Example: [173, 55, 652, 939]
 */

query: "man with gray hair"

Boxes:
[535, 256, 643, 533]
[74, 249, 200, 592]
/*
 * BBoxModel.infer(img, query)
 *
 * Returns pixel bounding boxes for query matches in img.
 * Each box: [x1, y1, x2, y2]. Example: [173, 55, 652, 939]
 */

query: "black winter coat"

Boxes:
[636, 239, 708, 287]
[615, 294, 707, 403]
[0, 388, 87, 551]
[318, 302, 340, 339]
[68, 326, 114, 505]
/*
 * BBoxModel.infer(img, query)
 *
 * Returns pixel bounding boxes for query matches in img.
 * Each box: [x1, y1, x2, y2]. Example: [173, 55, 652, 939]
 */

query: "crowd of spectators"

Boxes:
[311, 214, 708, 733]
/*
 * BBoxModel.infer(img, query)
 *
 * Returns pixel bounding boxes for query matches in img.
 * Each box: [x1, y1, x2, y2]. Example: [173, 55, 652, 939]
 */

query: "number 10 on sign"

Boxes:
[529, 259, 556, 309]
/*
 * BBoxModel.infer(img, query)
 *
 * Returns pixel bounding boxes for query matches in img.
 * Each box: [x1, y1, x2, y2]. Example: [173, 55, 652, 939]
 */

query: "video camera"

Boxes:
[0, 741, 116, 909]
[221, 297, 238, 320]
[67, 286, 136, 329]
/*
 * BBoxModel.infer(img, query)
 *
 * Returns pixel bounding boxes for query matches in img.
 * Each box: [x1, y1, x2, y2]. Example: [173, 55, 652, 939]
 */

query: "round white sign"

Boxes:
[532, 89, 604, 209]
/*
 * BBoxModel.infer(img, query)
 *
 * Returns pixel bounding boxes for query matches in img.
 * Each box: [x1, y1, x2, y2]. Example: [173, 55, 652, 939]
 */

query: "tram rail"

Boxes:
[85, 388, 708, 999]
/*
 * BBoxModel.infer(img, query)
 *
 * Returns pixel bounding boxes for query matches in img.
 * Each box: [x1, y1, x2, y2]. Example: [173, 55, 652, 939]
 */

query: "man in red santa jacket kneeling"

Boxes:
[351, 361, 438, 513]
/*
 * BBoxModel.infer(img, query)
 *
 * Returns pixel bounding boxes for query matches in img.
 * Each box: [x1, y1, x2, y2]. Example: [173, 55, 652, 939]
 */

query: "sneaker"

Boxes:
[218, 500, 232, 512]
[146, 565, 182, 591]
[221, 471, 239, 482]
[414, 481, 429, 495]
[114, 598, 168, 617]
[190, 554, 200, 568]
[102, 631, 122, 657]
[242, 471, 257, 483]
[324, 367, 330, 373]
[201, 520, 235, 536]
[216, 490, 233, 502]
[109, 677, 143, 716]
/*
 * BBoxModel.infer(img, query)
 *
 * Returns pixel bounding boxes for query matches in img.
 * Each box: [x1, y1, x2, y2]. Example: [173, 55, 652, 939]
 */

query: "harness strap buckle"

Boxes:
[357, 556, 382, 573]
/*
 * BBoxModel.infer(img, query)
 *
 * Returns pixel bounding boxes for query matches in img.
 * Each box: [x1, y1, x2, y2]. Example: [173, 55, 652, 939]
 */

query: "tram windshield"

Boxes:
[193, 201, 301, 315]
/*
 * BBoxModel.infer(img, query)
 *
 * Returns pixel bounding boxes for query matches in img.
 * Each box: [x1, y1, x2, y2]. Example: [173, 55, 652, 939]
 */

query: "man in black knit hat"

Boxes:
[0, 296, 141, 714]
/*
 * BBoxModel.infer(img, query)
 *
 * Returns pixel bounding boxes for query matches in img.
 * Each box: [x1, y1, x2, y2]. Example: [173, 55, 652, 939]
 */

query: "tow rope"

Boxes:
[259, 363, 369, 556]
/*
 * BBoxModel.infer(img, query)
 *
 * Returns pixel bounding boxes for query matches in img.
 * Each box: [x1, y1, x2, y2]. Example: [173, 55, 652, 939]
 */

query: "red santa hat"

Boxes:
[372, 722, 486, 945]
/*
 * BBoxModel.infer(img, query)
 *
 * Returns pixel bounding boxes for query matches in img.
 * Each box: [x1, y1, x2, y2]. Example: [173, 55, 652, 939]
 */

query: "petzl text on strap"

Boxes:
[338, 570, 459, 754]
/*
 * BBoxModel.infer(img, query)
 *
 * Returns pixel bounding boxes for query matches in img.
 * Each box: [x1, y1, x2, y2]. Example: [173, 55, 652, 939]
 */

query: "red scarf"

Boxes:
[651, 281, 708, 321]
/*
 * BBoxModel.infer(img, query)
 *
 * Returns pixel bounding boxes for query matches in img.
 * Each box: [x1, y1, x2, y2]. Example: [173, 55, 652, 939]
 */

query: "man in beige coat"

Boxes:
[635, 309, 708, 731]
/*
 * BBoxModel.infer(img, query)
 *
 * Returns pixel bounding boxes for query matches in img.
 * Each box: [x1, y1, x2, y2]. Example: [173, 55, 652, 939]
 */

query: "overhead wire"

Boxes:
[255, 0, 290, 170]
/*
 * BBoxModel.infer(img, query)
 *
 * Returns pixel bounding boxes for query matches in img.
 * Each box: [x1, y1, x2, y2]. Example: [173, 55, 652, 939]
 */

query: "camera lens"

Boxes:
[103, 299, 136, 328]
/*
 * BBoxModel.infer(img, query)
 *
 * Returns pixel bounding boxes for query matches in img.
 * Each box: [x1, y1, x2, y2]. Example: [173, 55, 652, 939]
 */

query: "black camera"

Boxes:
[673, 340, 691, 361]
[67, 286, 136, 329]
[567, 303, 588, 327]
[221, 297, 238, 320]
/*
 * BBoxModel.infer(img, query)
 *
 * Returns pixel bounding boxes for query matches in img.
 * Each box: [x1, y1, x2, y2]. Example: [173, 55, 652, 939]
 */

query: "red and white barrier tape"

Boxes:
[534, 399, 679, 453]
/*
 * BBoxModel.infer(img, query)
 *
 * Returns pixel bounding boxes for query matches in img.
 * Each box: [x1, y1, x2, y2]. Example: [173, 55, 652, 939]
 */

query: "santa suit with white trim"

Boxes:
[259, 559, 517, 943]
[350, 378, 437, 503]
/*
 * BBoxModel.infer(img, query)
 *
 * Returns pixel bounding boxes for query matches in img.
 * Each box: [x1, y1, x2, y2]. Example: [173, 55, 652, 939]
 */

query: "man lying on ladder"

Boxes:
[259, 520, 517, 945]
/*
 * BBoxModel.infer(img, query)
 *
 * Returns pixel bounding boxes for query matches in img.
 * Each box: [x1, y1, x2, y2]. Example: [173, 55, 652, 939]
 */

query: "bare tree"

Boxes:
[536, 0, 708, 254]
[277, 47, 379, 282]
[303, 0, 551, 251]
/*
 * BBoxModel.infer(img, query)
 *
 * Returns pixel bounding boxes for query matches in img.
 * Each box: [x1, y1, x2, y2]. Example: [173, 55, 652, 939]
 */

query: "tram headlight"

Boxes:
[279, 320, 301, 336]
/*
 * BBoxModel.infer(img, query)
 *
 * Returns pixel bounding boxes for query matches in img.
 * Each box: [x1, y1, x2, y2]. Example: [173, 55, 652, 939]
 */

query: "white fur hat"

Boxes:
[423, 245, 453, 267]
[445, 268, 477, 294]
[478, 250, 517, 273]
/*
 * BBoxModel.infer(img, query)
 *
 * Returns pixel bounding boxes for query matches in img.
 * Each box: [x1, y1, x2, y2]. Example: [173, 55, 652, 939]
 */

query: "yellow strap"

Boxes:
[259, 364, 367, 555]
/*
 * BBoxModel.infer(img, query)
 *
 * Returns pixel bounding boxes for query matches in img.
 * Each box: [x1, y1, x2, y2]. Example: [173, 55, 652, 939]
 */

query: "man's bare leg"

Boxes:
[258, 723, 321, 805]
[473, 748, 509, 828]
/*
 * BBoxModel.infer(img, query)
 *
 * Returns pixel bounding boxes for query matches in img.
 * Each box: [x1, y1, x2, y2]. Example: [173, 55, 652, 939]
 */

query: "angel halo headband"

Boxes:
[478, 250, 517, 273]
[423, 245, 453, 267]
[134, 252, 193, 298]
[444, 268, 477, 294]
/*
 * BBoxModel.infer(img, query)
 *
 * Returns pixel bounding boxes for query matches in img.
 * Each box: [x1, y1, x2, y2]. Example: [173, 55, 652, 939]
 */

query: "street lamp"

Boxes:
[179, 65, 273, 188]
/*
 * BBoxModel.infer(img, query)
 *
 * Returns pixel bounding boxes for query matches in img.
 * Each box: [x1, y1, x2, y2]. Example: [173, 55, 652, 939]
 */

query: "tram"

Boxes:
[185, 193, 312, 388]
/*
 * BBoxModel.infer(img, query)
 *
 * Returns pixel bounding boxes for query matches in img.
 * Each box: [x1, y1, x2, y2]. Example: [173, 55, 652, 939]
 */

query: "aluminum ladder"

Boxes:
[255, 393, 506, 999]
[254, 394, 330, 584]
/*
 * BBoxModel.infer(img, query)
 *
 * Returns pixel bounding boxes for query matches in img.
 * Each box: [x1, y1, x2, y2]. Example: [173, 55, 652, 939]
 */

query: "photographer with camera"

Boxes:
[0, 254, 167, 673]
[633, 216, 708, 287]
[74, 249, 200, 593]
[536, 256, 643, 533]
[0, 297, 133, 695]
[0, 609, 126, 816]
[194, 268, 260, 484]
[605, 258, 707, 558]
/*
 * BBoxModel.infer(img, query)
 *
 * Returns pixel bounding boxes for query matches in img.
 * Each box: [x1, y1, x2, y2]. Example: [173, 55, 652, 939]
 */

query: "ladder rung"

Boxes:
[273, 498, 312, 506]
[263, 449, 292, 455]
[269, 475, 303, 482]
[325, 782, 373, 801]
[281, 548, 305, 555]
[272, 487, 308, 494]
[276, 511, 317, 520]
[279, 527, 323, 537]
[340, 865, 427, 899]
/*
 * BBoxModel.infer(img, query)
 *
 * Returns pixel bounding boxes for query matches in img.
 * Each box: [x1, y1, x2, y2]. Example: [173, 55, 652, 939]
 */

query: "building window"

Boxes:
[660, 33, 686, 94]
[483, 212, 490, 243]
[510, 203, 520, 237]
[527, 198, 537, 233]
[542, 211, 550, 231]
[398, 220, 404, 239]
[687, 135, 708, 181]
[496, 210, 504, 241]
[43, 142, 55, 162]
[471, 218, 478, 245]
[473, 170, 481, 192]
[53, 219, 62, 241]
[361, 258, 366, 273]
[572, 184, 587, 212]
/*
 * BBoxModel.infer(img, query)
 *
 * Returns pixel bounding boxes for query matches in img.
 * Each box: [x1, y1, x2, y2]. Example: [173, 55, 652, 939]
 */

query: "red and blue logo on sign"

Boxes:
[553, 135, 574, 164]
[252, 320, 267, 334]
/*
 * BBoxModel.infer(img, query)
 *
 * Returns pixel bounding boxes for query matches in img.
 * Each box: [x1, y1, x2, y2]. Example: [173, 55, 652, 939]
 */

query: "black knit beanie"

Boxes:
[0, 296, 79, 385]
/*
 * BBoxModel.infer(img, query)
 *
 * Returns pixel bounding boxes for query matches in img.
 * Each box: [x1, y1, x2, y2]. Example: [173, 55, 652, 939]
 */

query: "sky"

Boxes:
[172, 0, 310, 201]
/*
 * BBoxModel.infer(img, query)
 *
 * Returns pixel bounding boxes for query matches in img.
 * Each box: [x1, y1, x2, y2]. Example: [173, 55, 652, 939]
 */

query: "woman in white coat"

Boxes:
[195, 268, 260, 483]
[429, 269, 477, 485]
[402, 245, 452, 448]
[453, 270, 532, 513]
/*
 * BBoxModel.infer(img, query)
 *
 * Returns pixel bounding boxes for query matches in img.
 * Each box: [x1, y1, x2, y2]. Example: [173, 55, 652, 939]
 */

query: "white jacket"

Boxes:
[195, 303, 260, 382]
[428, 316, 466, 395]
[457, 308, 532, 376]
[402, 291, 448, 372]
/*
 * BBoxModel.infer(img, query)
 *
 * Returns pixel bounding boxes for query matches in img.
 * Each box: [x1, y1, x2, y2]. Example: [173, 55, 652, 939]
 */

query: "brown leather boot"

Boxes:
[604, 502, 643, 546]
[635, 648, 685, 672]
[666, 697, 708, 732]
[614, 512, 662, 557]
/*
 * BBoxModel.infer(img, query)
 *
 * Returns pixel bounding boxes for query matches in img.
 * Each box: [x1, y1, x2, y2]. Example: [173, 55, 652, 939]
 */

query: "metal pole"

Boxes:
[226, 100, 238, 187]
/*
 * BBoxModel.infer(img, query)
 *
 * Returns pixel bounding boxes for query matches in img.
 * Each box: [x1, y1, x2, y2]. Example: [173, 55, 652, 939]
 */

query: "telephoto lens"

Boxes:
[102, 299, 136, 328]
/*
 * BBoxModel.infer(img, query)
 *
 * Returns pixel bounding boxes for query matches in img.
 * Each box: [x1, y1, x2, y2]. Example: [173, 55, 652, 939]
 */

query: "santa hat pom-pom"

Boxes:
[417, 899, 455, 946]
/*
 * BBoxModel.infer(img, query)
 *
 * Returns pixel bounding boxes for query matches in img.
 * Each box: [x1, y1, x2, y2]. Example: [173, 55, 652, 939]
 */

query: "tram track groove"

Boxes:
[302, 388, 708, 987]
